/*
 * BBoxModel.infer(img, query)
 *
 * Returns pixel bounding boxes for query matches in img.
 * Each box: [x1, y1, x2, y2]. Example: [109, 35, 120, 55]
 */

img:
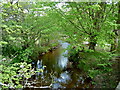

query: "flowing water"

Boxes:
[30, 41, 93, 88]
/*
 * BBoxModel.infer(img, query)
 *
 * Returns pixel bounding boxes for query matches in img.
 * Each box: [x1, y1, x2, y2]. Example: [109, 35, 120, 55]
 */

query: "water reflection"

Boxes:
[36, 60, 44, 79]
[58, 51, 68, 69]
[39, 41, 70, 72]
[32, 41, 92, 88]
[37, 60, 42, 69]
[60, 71, 71, 83]
[58, 41, 70, 69]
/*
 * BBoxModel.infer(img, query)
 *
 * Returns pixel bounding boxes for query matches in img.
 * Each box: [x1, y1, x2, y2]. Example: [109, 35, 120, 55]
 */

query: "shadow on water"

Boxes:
[30, 40, 93, 88]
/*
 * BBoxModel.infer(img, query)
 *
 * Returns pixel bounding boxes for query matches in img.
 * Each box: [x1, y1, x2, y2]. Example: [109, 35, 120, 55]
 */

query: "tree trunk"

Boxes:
[89, 35, 96, 50]
[88, 2, 104, 51]
[110, 2, 120, 52]
[110, 41, 118, 52]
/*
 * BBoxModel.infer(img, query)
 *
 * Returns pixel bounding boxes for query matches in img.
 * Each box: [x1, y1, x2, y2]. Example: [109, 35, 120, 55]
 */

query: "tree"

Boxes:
[1, 1, 60, 62]
[110, 2, 120, 52]
[51, 2, 117, 51]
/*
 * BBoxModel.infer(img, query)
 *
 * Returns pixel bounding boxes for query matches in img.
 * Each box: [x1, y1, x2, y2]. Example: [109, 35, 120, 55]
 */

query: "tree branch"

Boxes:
[53, 4, 89, 35]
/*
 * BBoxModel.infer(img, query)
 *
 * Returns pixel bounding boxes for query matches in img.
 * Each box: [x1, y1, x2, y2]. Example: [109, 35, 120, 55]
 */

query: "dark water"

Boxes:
[25, 41, 120, 89]
[30, 41, 92, 88]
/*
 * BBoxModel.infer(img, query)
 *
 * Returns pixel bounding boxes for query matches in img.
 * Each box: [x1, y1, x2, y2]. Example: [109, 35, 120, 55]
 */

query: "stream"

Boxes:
[29, 41, 92, 88]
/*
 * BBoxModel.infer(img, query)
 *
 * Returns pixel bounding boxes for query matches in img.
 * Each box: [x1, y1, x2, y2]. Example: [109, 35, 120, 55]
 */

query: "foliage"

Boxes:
[1, 1, 120, 88]
[0, 61, 35, 88]
[52, 2, 119, 51]
[2, 2, 60, 63]
[72, 50, 117, 88]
